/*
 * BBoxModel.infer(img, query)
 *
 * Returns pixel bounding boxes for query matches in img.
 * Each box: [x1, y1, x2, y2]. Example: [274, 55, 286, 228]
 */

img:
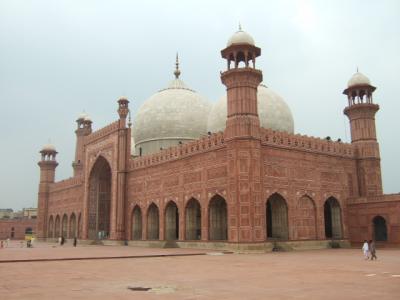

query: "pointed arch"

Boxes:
[131, 205, 142, 240]
[208, 194, 227, 240]
[185, 198, 201, 240]
[324, 197, 343, 239]
[373, 216, 387, 241]
[147, 203, 159, 240]
[62, 214, 68, 238]
[77, 213, 82, 239]
[69, 213, 77, 238]
[54, 215, 61, 238]
[266, 193, 288, 240]
[88, 156, 112, 240]
[293, 195, 317, 240]
[165, 201, 179, 240]
[48, 215, 54, 238]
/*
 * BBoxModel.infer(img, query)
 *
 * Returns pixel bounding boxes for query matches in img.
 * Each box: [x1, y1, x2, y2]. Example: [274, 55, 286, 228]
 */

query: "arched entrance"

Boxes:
[208, 195, 227, 240]
[373, 216, 387, 241]
[48, 216, 54, 238]
[147, 203, 159, 240]
[324, 197, 343, 239]
[294, 195, 317, 240]
[55, 215, 60, 238]
[62, 214, 68, 238]
[77, 213, 82, 239]
[88, 156, 111, 240]
[69, 213, 76, 238]
[165, 201, 179, 240]
[131, 206, 142, 240]
[185, 198, 201, 240]
[266, 193, 288, 240]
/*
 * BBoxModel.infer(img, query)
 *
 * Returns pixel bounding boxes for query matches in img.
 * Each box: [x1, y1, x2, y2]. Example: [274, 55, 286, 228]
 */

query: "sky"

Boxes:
[0, 0, 399, 210]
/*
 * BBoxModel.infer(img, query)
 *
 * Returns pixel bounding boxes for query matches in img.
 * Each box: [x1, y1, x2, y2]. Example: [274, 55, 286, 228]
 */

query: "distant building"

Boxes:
[0, 209, 14, 219]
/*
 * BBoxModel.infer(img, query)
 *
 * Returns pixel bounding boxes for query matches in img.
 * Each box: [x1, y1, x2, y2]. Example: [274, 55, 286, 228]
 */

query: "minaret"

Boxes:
[219, 27, 264, 243]
[113, 97, 130, 240]
[37, 144, 58, 239]
[221, 25, 263, 139]
[343, 71, 382, 196]
[72, 113, 92, 176]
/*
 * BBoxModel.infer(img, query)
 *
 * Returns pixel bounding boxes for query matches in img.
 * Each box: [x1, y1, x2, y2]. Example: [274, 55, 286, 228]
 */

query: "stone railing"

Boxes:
[85, 120, 119, 144]
[260, 128, 354, 158]
[348, 193, 400, 205]
[130, 132, 225, 169]
[49, 177, 82, 193]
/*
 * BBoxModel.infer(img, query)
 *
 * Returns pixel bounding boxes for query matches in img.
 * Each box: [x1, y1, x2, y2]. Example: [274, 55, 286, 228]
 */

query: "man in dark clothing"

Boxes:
[73, 237, 77, 247]
[369, 240, 377, 260]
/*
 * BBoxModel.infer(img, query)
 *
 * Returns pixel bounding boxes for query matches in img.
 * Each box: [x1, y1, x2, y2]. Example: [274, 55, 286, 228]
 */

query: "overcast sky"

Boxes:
[1, 0, 399, 210]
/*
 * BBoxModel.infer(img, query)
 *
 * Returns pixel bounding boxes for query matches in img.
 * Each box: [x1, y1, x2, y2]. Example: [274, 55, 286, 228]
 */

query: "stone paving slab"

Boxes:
[0, 243, 399, 299]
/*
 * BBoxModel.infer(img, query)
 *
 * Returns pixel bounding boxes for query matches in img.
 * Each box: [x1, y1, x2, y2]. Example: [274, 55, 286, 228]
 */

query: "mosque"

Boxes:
[36, 28, 400, 250]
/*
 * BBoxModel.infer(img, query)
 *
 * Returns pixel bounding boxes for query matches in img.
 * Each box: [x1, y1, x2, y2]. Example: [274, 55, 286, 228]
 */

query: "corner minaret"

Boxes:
[343, 71, 382, 196]
[220, 25, 263, 139]
[37, 144, 58, 239]
[220, 27, 264, 243]
[114, 97, 130, 240]
[72, 113, 92, 176]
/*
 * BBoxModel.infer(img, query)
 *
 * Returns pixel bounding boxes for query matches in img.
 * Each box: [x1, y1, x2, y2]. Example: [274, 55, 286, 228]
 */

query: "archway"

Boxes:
[324, 197, 343, 239]
[185, 198, 201, 240]
[48, 216, 54, 238]
[25, 227, 33, 235]
[62, 214, 68, 238]
[147, 203, 159, 240]
[373, 216, 387, 241]
[54, 215, 60, 238]
[69, 213, 76, 238]
[165, 201, 179, 240]
[266, 193, 288, 240]
[88, 156, 112, 240]
[131, 206, 142, 240]
[294, 196, 317, 240]
[208, 195, 227, 240]
[77, 213, 82, 239]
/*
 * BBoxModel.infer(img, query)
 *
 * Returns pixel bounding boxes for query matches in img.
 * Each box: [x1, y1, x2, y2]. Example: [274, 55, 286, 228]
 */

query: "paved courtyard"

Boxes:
[0, 242, 399, 299]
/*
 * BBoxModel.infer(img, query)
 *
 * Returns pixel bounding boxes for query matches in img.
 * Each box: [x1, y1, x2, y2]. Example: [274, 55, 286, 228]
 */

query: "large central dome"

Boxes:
[132, 58, 211, 155]
[207, 84, 294, 134]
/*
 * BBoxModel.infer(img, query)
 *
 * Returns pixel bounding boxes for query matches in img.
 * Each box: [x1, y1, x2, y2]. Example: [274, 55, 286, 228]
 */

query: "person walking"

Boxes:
[58, 236, 62, 246]
[369, 240, 377, 260]
[73, 237, 77, 247]
[362, 240, 369, 260]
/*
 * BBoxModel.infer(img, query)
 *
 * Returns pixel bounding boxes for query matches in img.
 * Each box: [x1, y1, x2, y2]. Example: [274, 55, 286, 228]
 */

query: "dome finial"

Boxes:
[174, 52, 181, 79]
[238, 22, 242, 31]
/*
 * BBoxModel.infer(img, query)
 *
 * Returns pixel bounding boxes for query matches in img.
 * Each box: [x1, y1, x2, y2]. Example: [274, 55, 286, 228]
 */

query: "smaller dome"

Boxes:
[42, 143, 56, 152]
[347, 72, 371, 87]
[227, 26, 255, 46]
[84, 114, 92, 122]
[77, 112, 87, 120]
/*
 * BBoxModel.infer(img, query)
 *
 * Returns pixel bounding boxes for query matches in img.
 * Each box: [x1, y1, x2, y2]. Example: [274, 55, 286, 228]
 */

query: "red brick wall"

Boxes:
[0, 219, 37, 240]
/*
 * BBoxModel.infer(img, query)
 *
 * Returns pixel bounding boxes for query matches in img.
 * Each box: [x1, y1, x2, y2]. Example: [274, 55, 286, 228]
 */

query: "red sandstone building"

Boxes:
[36, 28, 400, 249]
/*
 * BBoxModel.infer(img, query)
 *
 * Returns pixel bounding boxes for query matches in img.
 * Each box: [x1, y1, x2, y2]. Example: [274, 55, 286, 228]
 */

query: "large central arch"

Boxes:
[87, 156, 112, 240]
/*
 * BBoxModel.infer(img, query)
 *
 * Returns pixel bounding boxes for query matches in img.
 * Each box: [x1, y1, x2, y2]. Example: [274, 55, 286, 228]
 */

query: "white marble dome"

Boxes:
[133, 77, 211, 155]
[41, 143, 56, 152]
[227, 28, 255, 46]
[207, 84, 294, 134]
[347, 72, 371, 87]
